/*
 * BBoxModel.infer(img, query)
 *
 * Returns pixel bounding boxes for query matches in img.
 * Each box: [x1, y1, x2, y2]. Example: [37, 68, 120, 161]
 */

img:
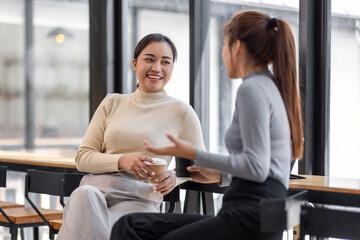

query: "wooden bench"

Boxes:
[49, 219, 63, 231]
[0, 201, 24, 209]
[0, 207, 62, 224]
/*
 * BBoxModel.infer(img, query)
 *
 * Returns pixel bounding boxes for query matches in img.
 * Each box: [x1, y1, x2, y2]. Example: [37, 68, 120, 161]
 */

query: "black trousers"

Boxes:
[111, 177, 287, 240]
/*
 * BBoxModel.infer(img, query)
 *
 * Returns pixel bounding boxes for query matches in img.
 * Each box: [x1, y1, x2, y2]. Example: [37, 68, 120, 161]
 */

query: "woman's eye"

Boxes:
[145, 58, 154, 62]
[162, 61, 170, 65]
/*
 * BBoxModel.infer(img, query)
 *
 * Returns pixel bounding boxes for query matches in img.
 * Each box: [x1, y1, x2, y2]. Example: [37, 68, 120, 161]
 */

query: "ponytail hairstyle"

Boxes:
[223, 11, 303, 160]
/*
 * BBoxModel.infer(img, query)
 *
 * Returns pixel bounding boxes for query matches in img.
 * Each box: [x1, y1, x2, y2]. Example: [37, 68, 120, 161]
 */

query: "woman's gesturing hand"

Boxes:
[144, 134, 197, 160]
[187, 165, 221, 183]
[152, 170, 176, 196]
[118, 155, 155, 182]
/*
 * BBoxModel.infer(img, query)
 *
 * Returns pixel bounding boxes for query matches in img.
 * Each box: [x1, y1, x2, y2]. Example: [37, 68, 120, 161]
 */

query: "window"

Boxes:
[330, 0, 360, 179]
[33, 0, 89, 145]
[0, 0, 25, 147]
[0, 0, 89, 150]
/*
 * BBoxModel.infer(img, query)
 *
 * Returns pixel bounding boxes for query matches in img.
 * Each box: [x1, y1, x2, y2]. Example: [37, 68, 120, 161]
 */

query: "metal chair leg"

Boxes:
[201, 192, 215, 216]
[33, 227, 39, 240]
[20, 228, 25, 240]
[50, 229, 55, 240]
[10, 226, 18, 240]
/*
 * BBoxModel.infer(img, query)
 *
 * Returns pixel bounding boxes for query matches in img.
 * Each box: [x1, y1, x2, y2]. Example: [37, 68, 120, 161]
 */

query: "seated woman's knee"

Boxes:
[71, 185, 104, 201]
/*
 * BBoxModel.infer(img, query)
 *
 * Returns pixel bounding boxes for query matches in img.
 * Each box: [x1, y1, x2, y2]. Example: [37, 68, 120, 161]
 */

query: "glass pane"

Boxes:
[127, 0, 189, 104]
[0, 0, 25, 148]
[330, 0, 360, 179]
[33, 0, 89, 149]
[0, 0, 89, 150]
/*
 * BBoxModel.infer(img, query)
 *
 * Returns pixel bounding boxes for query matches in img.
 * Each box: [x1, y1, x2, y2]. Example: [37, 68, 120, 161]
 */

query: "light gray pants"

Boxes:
[56, 172, 162, 240]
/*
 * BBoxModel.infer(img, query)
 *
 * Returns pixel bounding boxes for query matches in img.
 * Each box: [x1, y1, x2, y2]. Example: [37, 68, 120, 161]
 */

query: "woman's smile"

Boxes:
[147, 74, 163, 81]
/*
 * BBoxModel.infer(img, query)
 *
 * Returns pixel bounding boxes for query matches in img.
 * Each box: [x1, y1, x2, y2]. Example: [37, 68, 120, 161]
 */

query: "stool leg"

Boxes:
[183, 190, 200, 214]
[20, 228, 25, 240]
[50, 229, 55, 240]
[33, 227, 39, 240]
[10, 226, 18, 240]
[201, 192, 215, 216]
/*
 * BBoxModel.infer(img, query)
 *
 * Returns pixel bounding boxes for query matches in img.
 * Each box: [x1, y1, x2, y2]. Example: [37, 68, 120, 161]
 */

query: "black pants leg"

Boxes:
[111, 212, 282, 240]
[111, 213, 208, 240]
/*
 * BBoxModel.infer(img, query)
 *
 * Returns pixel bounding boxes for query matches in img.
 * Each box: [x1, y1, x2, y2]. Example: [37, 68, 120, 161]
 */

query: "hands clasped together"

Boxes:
[118, 155, 176, 196]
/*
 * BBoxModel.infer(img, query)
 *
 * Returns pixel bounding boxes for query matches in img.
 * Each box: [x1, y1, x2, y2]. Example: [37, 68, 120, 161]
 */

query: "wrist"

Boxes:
[168, 170, 177, 185]
[118, 155, 125, 170]
[188, 147, 197, 160]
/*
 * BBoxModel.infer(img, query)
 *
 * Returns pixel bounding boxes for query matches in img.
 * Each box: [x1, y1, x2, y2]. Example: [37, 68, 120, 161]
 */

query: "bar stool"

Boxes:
[300, 204, 360, 239]
[24, 169, 84, 240]
[0, 166, 62, 240]
[0, 166, 25, 239]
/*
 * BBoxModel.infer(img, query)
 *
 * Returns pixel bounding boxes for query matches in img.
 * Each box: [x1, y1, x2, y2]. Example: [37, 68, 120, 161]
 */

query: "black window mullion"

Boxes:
[189, 0, 210, 149]
[89, 0, 123, 119]
[130, 7, 138, 93]
[299, 0, 331, 175]
[25, 0, 34, 149]
[114, 0, 128, 94]
[89, 0, 108, 118]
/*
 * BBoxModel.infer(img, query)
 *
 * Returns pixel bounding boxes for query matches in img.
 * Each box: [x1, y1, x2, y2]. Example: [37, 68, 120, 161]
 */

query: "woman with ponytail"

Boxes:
[111, 10, 303, 240]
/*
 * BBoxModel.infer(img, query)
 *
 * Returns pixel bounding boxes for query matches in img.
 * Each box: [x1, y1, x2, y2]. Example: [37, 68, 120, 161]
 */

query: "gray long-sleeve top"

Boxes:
[196, 70, 292, 189]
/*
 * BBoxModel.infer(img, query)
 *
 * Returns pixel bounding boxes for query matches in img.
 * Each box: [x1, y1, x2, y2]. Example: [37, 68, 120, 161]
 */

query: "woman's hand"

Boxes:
[144, 134, 197, 160]
[187, 165, 221, 183]
[152, 170, 176, 196]
[118, 155, 155, 182]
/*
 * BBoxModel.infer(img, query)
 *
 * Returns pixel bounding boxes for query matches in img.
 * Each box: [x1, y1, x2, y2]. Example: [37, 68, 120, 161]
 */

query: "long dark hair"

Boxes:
[223, 11, 303, 160]
[133, 33, 177, 62]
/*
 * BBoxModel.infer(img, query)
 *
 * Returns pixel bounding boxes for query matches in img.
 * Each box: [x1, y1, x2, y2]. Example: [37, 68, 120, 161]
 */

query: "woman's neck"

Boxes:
[239, 62, 268, 79]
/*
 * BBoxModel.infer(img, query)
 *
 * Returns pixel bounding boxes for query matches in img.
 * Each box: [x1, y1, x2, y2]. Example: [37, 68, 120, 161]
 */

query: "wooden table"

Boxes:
[289, 174, 360, 207]
[0, 150, 77, 173]
[290, 174, 360, 194]
[289, 175, 360, 240]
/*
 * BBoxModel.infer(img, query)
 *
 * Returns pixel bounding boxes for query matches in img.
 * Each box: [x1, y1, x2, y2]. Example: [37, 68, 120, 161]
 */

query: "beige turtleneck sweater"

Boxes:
[76, 89, 205, 174]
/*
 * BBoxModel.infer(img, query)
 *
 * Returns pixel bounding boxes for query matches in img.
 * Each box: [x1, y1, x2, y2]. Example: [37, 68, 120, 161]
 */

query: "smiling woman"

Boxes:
[56, 33, 205, 240]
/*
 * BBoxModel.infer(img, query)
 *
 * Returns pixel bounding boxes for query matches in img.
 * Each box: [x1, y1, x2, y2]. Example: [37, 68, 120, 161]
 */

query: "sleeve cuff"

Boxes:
[219, 171, 231, 187]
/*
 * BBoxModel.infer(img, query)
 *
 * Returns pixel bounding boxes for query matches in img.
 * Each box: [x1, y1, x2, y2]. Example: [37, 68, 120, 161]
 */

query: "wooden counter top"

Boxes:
[0, 149, 76, 169]
[290, 174, 360, 194]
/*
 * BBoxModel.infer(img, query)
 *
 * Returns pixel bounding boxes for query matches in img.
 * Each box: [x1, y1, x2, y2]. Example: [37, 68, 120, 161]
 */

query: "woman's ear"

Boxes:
[233, 40, 242, 56]
[132, 59, 137, 72]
